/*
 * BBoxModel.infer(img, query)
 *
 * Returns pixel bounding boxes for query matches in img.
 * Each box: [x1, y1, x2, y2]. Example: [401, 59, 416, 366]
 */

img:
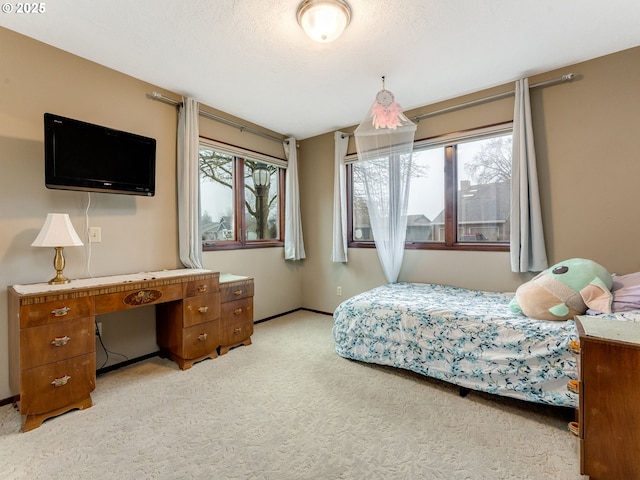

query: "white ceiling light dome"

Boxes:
[297, 0, 352, 43]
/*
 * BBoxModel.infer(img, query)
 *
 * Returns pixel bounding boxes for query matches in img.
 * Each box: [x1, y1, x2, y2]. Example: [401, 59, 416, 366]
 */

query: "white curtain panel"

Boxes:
[331, 131, 349, 262]
[510, 78, 548, 272]
[177, 97, 203, 269]
[284, 137, 306, 261]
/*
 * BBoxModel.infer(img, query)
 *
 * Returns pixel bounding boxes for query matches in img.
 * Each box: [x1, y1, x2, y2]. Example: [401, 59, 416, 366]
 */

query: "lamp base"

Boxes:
[48, 246, 71, 284]
[48, 273, 71, 285]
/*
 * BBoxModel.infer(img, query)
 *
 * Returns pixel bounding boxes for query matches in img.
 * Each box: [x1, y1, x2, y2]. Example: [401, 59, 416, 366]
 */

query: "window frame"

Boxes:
[347, 122, 512, 252]
[199, 139, 286, 251]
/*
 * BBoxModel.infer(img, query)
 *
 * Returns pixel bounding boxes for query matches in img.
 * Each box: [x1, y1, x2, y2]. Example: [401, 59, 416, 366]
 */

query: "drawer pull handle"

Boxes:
[567, 379, 580, 394]
[233, 308, 242, 316]
[51, 336, 71, 347]
[234, 289, 243, 296]
[197, 333, 208, 341]
[51, 307, 71, 317]
[568, 421, 579, 437]
[233, 327, 242, 335]
[197, 285, 208, 293]
[198, 306, 209, 314]
[51, 375, 71, 387]
[569, 340, 580, 355]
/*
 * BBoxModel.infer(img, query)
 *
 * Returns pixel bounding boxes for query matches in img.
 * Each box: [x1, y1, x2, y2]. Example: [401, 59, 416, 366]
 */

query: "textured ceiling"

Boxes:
[2, 0, 640, 139]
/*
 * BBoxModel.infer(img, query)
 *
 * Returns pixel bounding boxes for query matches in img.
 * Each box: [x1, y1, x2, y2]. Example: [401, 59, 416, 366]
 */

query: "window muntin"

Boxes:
[199, 143, 283, 249]
[349, 127, 512, 250]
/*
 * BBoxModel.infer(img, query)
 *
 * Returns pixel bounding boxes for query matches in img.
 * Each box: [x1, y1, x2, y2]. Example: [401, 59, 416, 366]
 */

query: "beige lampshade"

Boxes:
[31, 213, 84, 247]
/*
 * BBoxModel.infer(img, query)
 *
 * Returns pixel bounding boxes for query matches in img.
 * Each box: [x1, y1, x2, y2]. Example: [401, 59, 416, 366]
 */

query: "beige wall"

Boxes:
[532, 48, 640, 272]
[0, 27, 179, 400]
[298, 46, 640, 313]
[0, 27, 302, 400]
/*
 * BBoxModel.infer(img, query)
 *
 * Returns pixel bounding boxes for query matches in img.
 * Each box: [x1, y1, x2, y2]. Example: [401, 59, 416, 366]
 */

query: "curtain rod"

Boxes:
[147, 92, 289, 145]
[341, 73, 575, 138]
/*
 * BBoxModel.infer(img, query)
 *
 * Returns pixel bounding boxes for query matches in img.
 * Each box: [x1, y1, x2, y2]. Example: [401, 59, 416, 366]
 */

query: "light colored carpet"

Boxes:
[0, 310, 585, 479]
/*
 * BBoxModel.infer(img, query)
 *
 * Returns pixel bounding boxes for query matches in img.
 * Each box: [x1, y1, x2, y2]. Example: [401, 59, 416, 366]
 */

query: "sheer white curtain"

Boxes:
[177, 97, 203, 269]
[510, 78, 548, 272]
[357, 154, 413, 283]
[331, 131, 349, 262]
[354, 121, 416, 283]
[284, 137, 306, 261]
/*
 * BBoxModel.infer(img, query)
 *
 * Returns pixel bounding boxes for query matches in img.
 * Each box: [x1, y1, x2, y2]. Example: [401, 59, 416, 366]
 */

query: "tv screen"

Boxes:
[44, 113, 156, 196]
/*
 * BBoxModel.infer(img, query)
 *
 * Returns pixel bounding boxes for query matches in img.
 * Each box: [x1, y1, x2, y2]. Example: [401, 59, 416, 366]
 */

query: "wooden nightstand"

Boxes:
[575, 316, 640, 479]
[218, 274, 254, 355]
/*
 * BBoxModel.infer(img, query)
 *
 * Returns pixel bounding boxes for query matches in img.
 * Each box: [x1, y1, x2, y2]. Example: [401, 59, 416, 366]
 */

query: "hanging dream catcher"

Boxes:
[370, 77, 410, 130]
[354, 76, 416, 163]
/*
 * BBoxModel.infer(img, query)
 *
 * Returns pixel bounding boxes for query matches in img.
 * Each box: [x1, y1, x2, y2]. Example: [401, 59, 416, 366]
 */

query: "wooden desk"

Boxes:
[575, 316, 640, 479]
[8, 269, 222, 431]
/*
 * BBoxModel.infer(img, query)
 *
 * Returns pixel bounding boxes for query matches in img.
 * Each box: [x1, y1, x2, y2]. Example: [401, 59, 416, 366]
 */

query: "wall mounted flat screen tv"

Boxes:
[44, 113, 156, 196]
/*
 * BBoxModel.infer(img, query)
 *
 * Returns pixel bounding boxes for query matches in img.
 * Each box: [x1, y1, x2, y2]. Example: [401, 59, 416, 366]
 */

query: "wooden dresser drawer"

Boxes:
[183, 293, 220, 327]
[19, 296, 94, 328]
[20, 353, 96, 415]
[221, 297, 253, 320]
[181, 321, 221, 360]
[220, 317, 254, 348]
[94, 283, 182, 314]
[183, 276, 219, 298]
[220, 280, 254, 303]
[220, 298, 254, 345]
[21, 317, 95, 370]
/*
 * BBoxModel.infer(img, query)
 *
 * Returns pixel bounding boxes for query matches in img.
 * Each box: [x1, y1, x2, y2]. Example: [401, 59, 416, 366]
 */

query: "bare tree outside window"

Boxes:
[243, 160, 279, 241]
[199, 148, 235, 244]
[464, 135, 512, 184]
[352, 156, 430, 242]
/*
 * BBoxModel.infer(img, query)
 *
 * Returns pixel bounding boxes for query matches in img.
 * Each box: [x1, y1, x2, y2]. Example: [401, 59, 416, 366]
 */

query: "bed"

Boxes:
[334, 277, 640, 408]
[333, 282, 581, 407]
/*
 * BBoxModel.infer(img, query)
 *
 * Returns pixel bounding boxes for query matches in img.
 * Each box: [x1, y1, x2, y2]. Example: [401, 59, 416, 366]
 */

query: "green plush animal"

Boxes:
[509, 258, 613, 321]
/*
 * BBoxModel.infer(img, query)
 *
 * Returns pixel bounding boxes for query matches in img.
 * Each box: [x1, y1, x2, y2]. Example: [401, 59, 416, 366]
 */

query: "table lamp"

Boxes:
[31, 213, 84, 284]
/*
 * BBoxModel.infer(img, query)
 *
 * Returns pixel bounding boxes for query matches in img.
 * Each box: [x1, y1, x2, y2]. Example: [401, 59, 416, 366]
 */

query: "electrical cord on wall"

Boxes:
[85, 194, 130, 371]
[84, 192, 93, 278]
[95, 318, 129, 370]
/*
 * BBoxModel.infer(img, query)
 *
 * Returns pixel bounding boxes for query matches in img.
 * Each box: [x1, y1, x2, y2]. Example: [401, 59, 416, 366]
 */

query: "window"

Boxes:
[199, 141, 284, 250]
[349, 125, 512, 250]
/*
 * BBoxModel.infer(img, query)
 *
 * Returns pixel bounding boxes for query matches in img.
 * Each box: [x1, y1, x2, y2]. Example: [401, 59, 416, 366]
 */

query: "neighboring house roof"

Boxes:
[202, 216, 232, 237]
[406, 214, 431, 226]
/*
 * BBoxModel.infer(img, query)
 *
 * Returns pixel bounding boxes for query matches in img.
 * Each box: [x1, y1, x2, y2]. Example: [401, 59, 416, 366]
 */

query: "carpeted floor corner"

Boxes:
[0, 310, 585, 479]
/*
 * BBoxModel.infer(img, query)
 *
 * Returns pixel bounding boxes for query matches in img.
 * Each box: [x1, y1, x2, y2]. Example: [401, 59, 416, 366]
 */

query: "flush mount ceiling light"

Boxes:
[297, 0, 351, 43]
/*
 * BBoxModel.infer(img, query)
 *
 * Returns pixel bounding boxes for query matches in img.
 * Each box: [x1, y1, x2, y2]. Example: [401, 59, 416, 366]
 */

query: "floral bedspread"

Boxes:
[332, 282, 580, 407]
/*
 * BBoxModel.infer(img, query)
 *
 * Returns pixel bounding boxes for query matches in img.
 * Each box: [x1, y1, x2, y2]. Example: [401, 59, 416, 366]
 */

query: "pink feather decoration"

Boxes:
[371, 100, 405, 129]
